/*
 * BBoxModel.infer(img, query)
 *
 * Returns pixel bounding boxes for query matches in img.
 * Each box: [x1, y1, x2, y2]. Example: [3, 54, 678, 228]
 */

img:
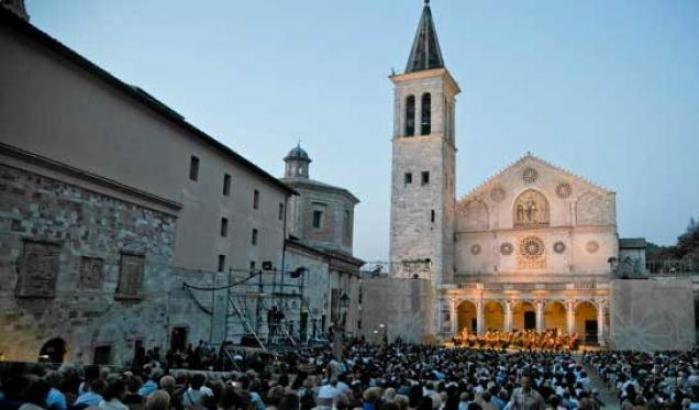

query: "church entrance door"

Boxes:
[524, 311, 536, 330]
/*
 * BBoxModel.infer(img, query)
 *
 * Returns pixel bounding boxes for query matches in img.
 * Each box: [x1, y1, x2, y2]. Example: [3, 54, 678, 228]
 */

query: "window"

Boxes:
[93, 345, 112, 365]
[405, 95, 415, 136]
[421, 93, 431, 135]
[404, 172, 413, 185]
[431, 209, 435, 223]
[189, 156, 199, 181]
[278, 203, 284, 221]
[343, 210, 352, 244]
[115, 252, 145, 299]
[312, 210, 324, 229]
[218, 255, 226, 272]
[253, 189, 260, 209]
[79, 256, 104, 290]
[220, 217, 228, 237]
[252, 229, 258, 245]
[421, 171, 430, 185]
[17, 240, 60, 298]
[223, 174, 231, 196]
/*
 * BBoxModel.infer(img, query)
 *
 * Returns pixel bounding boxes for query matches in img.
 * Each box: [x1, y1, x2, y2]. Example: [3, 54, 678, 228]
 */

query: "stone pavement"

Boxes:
[577, 355, 619, 410]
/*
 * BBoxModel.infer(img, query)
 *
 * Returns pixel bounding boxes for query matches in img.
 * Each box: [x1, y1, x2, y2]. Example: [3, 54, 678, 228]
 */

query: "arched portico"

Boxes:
[483, 301, 504, 331]
[512, 301, 536, 331]
[456, 300, 477, 334]
[544, 301, 567, 332]
[575, 301, 598, 344]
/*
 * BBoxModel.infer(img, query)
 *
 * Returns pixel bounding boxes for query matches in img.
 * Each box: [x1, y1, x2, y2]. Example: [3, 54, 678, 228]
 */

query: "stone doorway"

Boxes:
[170, 327, 188, 351]
[39, 338, 66, 363]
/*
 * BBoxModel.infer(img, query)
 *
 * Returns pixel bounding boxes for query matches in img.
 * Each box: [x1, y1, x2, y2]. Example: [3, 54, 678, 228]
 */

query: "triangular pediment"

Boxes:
[458, 153, 613, 206]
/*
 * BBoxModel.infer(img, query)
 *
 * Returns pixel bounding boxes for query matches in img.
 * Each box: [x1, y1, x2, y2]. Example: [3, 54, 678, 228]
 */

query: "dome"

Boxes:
[285, 144, 311, 162]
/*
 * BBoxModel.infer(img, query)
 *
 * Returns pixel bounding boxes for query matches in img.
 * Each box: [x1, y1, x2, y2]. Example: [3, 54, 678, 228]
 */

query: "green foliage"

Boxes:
[648, 217, 699, 263]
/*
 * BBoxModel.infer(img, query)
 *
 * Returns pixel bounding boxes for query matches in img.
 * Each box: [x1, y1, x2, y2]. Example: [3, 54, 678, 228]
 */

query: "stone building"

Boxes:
[281, 145, 363, 340]
[365, 1, 696, 350]
[0, 5, 300, 363]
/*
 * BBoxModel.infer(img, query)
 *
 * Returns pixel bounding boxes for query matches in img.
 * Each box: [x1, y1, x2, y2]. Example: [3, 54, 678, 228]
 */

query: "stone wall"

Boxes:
[359, 277, 434, 343]
[0, 164, 220, 364]
[610, 279, 695, 351]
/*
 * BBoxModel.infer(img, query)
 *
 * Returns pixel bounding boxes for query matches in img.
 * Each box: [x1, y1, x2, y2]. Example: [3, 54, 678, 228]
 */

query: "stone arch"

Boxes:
[456, 300, 477, 333]
[405, 95, 416, 136]
[420, 92, 431, 135]
[576, 192, 614, 225]
[575, 301, 598, 344]
[513, 189, 550, 227]
[458, 200, 489, 232]
[512, 300, 536, 331]
[544, 301, 567, 332]
[39, 337, 66, 363]
[483, 300, 504, 331]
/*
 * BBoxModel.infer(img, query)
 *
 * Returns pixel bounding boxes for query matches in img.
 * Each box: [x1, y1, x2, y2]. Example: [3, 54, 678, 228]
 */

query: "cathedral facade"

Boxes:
[388, 2, 640, 346]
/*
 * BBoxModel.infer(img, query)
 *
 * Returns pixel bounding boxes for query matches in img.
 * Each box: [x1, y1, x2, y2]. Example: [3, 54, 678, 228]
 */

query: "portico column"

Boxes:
[505, 301, 513, 332]
[566, 300, 576, 335]
[535, 300, 545, 332]
[450, 298, 457, 335]
[596, 299, 606, 346]
[476, 300, 485, 335]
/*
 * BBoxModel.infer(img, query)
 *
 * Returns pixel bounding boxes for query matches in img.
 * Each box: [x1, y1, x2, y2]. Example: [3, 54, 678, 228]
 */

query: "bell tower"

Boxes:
[389, 0, 459, 286]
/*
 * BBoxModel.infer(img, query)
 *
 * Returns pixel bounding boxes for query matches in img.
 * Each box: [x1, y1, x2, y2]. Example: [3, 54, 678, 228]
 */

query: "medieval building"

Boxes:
[0, 3, 361, 363]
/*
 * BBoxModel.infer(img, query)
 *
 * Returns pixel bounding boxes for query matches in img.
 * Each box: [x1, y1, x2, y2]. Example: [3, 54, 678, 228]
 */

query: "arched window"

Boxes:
[405, 95, 415, 136]
[421, 93, 431, 135]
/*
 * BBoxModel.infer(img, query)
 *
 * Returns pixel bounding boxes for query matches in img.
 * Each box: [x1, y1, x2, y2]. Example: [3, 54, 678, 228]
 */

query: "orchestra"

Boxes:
[450, 328, 579, 351]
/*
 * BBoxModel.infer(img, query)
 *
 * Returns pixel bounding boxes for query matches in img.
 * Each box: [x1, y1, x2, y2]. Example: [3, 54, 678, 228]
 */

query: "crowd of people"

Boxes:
[583, 350, 699, 408]
[0, 338, 618, 410]
[452, 330, 579, 352]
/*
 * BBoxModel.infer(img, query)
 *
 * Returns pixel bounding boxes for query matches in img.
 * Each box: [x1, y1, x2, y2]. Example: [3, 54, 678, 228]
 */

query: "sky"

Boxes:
[26, 0, 699, 263]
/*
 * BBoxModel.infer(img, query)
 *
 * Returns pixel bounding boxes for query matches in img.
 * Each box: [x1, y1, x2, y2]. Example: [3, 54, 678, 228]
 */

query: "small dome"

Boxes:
[285, 144, 311, 162]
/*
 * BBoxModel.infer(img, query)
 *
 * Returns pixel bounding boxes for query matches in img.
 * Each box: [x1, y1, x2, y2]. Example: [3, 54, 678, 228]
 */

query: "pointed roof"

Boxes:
[405, 1, 445, 73]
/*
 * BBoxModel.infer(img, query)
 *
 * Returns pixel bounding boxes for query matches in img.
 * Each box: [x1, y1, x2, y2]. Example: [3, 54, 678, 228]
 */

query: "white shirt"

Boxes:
[182, 386, 214, 407]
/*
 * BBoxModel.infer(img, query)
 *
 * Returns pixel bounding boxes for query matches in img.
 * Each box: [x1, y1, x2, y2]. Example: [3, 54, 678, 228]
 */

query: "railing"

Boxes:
[646, 259, 696, 274]
[454, 281, 599, 291]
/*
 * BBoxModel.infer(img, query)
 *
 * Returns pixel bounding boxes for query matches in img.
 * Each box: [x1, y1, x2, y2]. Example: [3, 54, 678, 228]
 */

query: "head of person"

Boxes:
[521, 375, 532, 391]
[103, 376, 126, 402]
[159, 375, 176, 393]
[146, 389, 171, 410]
[190, 373, 206, 390]
[25, 378, 52, 407]
[218, 386, 242, 410]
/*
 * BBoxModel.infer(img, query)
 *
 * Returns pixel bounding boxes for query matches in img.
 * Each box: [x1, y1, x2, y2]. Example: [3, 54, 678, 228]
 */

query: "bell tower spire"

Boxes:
[405, 0, 444, 73]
